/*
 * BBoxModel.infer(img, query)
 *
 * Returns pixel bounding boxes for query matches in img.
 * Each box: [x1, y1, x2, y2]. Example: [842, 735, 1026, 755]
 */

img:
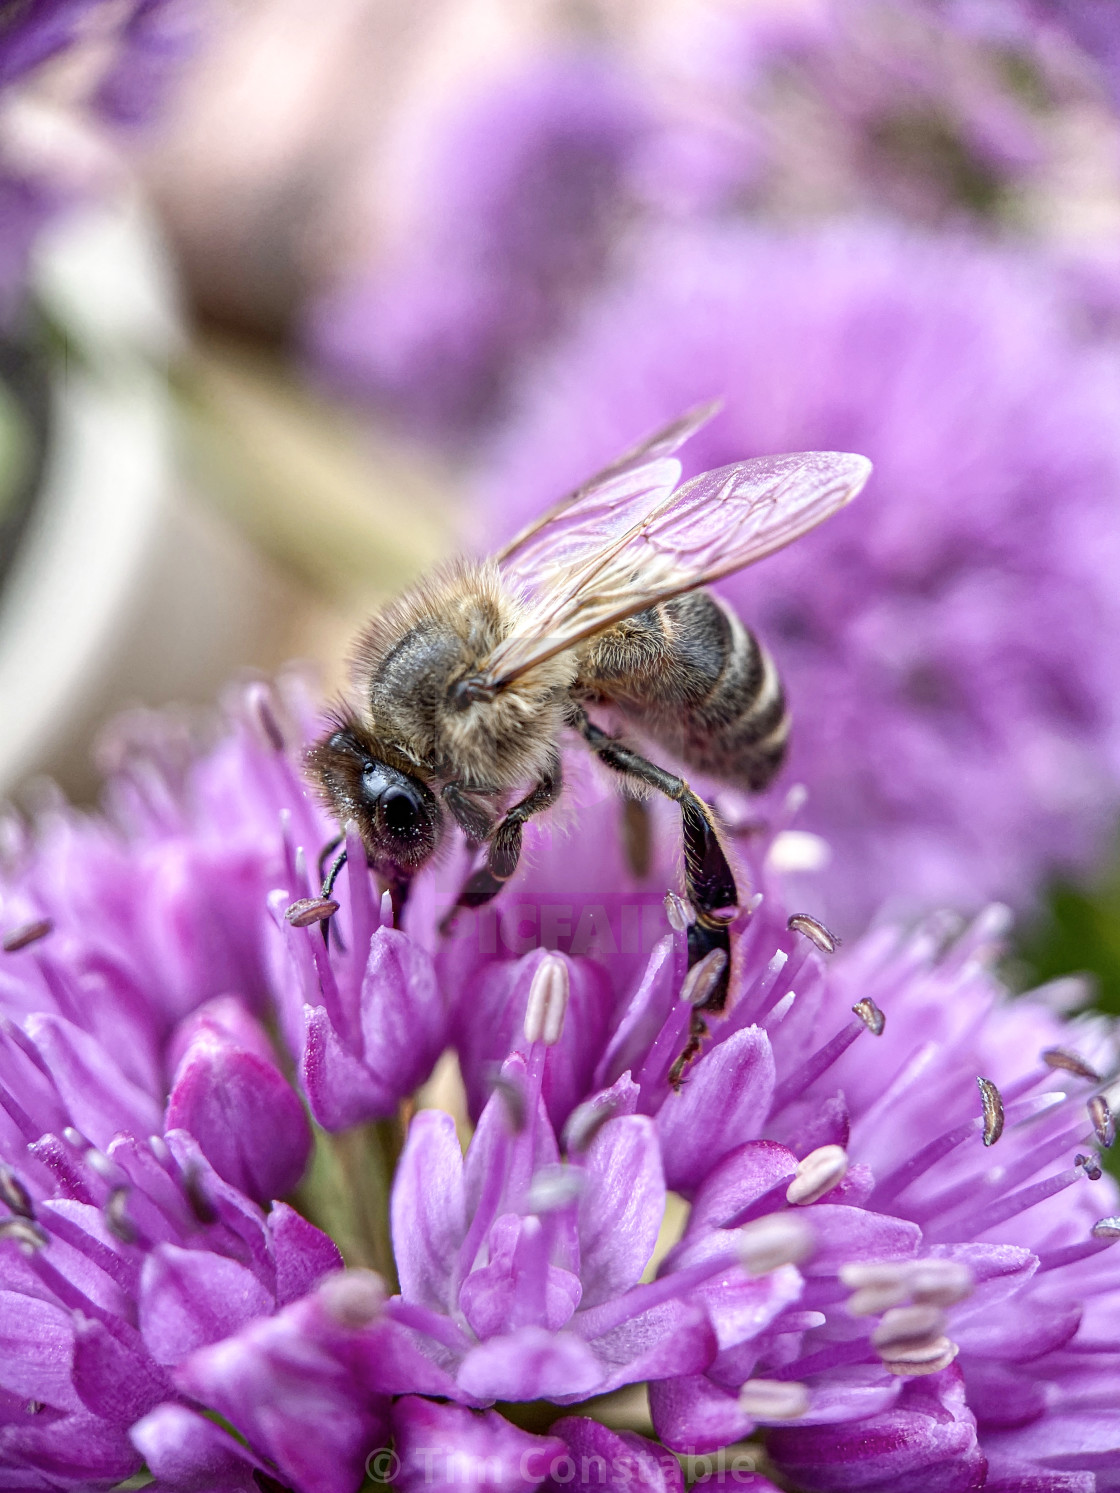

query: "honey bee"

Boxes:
[308, 404, 870, 1078]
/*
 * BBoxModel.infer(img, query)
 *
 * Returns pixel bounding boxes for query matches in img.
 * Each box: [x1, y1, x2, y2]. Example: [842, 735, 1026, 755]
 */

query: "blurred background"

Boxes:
[4, 0, 1120, 1003]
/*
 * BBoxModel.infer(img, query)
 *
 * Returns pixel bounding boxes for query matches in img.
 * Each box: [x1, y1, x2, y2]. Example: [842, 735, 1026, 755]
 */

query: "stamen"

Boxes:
[787, 914, 838, 954]
[739, 1379, 810, 1419]
[0, 1217, 47, 1253]
[320, 1269, 385, 1327]
[490, 1073, 527, 1134]
[787, 1145, 848, 1206]
[104, 1187, 137, 1245]
[770, 1025, 863, 1115]
[962, 1164, 1087, 1238]
[977, 1076, 1004, 1146]
[908, 1259, 973, 1306]
[526, 1165, 584, 1213]
[183, 1165, 218, 1226]
[681, 948, 728, 1008]
[872, 1305, 947, 1353]
[523, 956, 570, 1046]
[740, 1213, 813, 1274]
[851, 997, 885, 1035]
[562, 1096, 618, 1156]
[665, 892, 695, 932]
[1093, 1217, 1120, 1238]
[841, 1258, 972, 1317]
[1043, 1048, 1100, 1081]
[1089, 1095, 1115, 1148]
[1075, 1153, 1103, 1182]
[2, 919, 53, 953]
[285, 897, 339, 927]
[0, 1166, 33, 1219]
[881, 1337, 959, 1376]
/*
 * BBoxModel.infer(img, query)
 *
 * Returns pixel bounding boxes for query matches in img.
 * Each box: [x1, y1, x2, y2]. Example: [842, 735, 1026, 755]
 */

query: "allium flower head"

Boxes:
[3, 676, 1120, 1489]
[482, 220, 1120, 930]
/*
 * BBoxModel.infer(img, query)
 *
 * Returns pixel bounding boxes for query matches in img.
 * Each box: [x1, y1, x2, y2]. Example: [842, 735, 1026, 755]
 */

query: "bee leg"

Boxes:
[316, 839, 349, 947]
[571, 707, 737, 1078]
[442, 783, 496, 843]
[318, 834, 345, 888]
[440, 758, 562, 927]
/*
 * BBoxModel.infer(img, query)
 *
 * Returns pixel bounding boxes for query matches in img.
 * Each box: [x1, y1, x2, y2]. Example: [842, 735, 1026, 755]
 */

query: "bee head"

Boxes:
[307, 726, 442, 873]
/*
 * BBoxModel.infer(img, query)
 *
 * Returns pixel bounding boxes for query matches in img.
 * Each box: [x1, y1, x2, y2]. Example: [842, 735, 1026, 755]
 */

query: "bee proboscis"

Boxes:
[308, 403, 871, 1082]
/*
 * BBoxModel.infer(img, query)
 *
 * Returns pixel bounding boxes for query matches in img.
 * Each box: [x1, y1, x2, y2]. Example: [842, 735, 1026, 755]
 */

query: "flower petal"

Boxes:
[550, 1415, 686, 1493]
[130, 1404, 259, 1492]
[456, 1325, 605, 1401]
[391, 1110, 466, 1314]
[165, 1030, 311, 1204]
[392, 1396, 566, 1493]
[578, 1115, 665, 1307]
[656, 1027, 776, 1195]
[139, 1243, 274, 1367]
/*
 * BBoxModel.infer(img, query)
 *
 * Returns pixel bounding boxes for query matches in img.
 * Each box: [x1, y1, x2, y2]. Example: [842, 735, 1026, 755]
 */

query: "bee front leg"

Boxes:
[441, 757, 562, 924]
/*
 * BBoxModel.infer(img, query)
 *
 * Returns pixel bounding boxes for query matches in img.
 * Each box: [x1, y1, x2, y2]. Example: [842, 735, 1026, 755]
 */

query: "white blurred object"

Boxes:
[0, 195, 311, 800]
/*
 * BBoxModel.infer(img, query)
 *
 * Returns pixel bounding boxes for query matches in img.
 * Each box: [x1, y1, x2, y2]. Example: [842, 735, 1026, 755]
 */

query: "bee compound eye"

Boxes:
[380, 784, 422, 839]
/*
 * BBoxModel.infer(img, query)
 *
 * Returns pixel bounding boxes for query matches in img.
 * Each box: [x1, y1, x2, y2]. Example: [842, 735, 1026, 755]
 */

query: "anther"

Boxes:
[738, 1379, 810, 1420]
[840, 1258, 969, 1316]
[490, 1073, 526, 1134]
[907, 1259, 973, 1307]
[526, 1165, 585, 1213]
[86, 1150, 113, 1180]
[1089, 1095, 1115, 1148]
[523, 955, 570, 1046]
[0, 1166, 34, 1219]
[62, 1128, 85, 1149]
[977, 1077, 1004, 1146]
[2, 918, 53, 953]
[1092, 1217, 1120, 1239]
[851, 997, 885, 1035]
[1043, 1048, 1100, 1082]
[740, 1213, 813, 1274]
[1075, 1153, 1103, 1182]
[872, 1304, 947, 1354]
[0, 1217, 48, 1253]
[665, 892, 696, 932]
[183, 1167, 217, 1226]
[681, 948, 728, 1008]
[787, 914, 838, 953]
[563, 1097, 618, 1156]
[285, 897, 339, 928]
[787, 1145, 848, 1206]
[25, 1401, 43, 1415]
[881, 1337, 959, 1376]
[105, 1188, 137, 1244]
[320, 1269, 385, 1327]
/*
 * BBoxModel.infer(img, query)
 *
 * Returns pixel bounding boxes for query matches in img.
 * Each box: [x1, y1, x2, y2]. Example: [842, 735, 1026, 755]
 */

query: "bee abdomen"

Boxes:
[578, 589, 789, 792]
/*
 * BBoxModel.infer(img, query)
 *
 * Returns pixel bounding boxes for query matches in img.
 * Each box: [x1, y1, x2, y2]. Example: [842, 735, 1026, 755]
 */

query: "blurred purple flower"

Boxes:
[306, 51, 643, 444]
[0, 0, 193, 114]
[481, 221, 1120, 931]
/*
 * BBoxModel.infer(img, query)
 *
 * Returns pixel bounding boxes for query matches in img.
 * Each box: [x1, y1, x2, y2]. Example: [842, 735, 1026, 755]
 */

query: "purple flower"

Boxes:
[383, 956, 749, 1405]
[481, 221, 1120, 930]
[305, 50, 643, 444]
[5, 675, 1120, 1490]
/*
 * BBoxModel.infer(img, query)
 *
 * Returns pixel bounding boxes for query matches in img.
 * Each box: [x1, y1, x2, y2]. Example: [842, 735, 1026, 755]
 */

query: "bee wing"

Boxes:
[481, 450, 872, 688]
[495, 400, 722, 580]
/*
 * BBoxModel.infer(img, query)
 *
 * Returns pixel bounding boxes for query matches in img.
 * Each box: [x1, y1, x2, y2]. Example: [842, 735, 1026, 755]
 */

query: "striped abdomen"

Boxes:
[574, 589, 789, 792]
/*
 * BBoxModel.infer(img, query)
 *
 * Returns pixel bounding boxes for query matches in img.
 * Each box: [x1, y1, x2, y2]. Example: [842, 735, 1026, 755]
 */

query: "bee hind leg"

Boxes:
[570, 707, 737, 1083]
[439, 756, 562, 930]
